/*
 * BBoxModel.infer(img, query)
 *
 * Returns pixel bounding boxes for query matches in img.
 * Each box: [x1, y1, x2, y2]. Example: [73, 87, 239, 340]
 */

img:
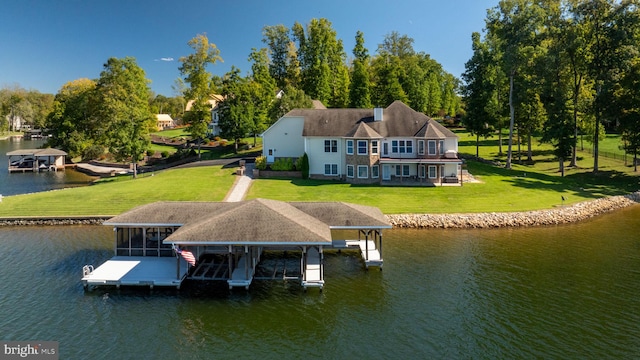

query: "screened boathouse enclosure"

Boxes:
[115, 227, 176, 257]
[82, 199, 391, 290]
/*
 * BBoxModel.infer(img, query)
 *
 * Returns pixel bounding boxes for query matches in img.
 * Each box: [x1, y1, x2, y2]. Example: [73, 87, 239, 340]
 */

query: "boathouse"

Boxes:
[82, 199, 391, 291]
[7, 148, 67, 173]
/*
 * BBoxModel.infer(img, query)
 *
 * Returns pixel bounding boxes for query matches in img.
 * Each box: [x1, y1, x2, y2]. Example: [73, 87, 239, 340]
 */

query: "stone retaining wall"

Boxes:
[387, 192, 640, 229]
[0, 217, 109, 227]
[2, 192, 639, 228]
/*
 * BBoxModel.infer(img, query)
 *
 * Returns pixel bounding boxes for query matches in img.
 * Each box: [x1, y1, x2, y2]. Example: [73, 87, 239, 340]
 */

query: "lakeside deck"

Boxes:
[82, 256, 188, 289]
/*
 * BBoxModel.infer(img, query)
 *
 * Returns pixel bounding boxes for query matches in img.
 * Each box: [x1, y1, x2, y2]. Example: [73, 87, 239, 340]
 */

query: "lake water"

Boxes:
[0, 137, 95, 196]
[1, 205, 639, 359]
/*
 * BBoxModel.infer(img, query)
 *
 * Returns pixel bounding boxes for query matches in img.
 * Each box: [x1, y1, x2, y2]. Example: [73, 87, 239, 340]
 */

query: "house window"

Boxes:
[439, 140, 445, 155]
[428, 165, 437, 179]
[357, 140, 368, 155]
[324, 163, 338, 176]
[395, 164, 410, 177]
[419, 165, 426, 178]
[391, 140, 412, 154]
[418, 140, 425, 155]
[371, 140, 379, 155]
[357, 165, 368, 178]
[346, 140, 354, 155]
[346, 165, 354, 178]
[371, 165, 379, 178]
[324, 140, 337, 153]
[428, 140, 437, 155]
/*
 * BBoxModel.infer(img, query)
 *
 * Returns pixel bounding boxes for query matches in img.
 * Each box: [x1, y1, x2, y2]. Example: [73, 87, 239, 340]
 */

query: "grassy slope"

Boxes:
[0, 166, 236, 217]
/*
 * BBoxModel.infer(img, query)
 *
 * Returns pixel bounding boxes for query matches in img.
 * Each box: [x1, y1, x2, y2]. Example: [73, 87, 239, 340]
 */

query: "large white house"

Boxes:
[262, 100, 462, 185]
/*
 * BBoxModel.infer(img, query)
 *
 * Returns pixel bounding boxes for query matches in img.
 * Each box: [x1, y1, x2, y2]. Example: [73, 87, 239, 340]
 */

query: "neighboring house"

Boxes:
[185, 94, 224, 137]
[5, 114, 23, 131]
[262, 100, 462, 186]
[155, 114, 175, 131]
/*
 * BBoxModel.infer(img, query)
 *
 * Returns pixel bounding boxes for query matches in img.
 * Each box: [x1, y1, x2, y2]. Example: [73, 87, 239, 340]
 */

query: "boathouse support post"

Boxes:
[244, 245, 249, 280]
[228, 245, 233, 281]
[320, 246, 324, 281]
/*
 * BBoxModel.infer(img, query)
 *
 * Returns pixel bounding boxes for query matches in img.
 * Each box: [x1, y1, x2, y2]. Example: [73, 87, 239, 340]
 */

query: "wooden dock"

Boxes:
[81, 256, 188, 289]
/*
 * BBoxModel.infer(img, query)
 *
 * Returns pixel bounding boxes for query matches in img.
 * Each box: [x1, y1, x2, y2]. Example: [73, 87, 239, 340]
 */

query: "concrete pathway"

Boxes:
[224, 162, 255, 202]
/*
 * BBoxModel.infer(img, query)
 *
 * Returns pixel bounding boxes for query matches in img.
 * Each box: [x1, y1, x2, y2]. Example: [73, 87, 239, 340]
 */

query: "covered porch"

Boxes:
[379, 158, 463, 186]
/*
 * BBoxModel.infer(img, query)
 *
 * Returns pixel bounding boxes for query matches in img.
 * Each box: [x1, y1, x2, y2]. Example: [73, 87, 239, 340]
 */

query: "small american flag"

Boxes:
[176, 246, 196, 266]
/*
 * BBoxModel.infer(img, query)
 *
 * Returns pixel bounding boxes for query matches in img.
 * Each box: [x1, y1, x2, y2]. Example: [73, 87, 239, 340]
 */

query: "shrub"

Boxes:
[271, 157, 294, 171]
[82, 145, 104, 161]
[300, 153, 309, 179]
[255, 156, 267, 170]
[146, 149, 155, 157]
[161, 151, 169, 158]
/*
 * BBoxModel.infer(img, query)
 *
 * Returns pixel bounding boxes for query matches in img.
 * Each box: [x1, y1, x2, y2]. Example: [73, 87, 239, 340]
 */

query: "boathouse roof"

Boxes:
[7, 148, 67, 157]
[104, 199, 391, 246]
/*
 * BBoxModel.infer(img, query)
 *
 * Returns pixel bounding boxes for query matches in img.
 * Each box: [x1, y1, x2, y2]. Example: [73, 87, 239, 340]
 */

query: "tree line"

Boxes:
[463, 0, 640, 174]
[179, 19, 463, 151]
[1, 17, 463, 168]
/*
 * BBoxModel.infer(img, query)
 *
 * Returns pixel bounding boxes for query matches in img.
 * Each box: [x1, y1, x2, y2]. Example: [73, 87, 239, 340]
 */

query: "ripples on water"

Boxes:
[1, 206, 639, 359]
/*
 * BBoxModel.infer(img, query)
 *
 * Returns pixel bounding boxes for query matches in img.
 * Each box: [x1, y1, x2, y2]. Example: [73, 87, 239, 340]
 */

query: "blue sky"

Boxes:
[0, 0, 498, 97]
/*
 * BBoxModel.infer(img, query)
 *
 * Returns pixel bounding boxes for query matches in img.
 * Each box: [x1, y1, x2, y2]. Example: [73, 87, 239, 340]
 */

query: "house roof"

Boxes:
[294, 100, 456, 139]
[185, 94, 224, 111]
[103, 199, 391, 246]
[156, 114, 173, 122]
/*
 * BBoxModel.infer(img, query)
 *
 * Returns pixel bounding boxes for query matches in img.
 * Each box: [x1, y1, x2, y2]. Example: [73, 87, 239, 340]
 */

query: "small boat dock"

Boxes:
[7, 148, 67, 173]
[82, 199, 391, 292]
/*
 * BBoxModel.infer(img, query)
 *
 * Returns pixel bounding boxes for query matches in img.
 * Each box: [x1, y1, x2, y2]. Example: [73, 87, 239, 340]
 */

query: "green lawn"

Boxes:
[246, 158, 639, 214]
[0, 166, 236, 217]
[1, 131, 638, 217]
[151, 127, 191, 139]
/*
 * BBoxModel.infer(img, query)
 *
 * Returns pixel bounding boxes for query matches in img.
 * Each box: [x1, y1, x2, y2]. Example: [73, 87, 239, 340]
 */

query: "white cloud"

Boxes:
[154, 57, 174, 62]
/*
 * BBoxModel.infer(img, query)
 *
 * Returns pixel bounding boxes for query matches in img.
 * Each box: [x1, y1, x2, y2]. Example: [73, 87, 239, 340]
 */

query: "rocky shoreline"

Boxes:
[387, 191, 640, 229]
[0, 192, 638, 228]
[0, 217, 109, 227]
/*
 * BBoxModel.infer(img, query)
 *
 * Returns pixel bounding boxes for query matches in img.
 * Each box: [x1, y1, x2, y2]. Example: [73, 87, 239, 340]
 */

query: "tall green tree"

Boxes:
[575, 0, 635, 172]
[349, 31, 372, 108]
[46, 78, 97, 158]
[93, 57, 155, 178]
[218, 67, 254, 152]
[463, 32, 500, 158]
[262, 24, 292, 89]
[487, 0, 545, 169]
[248, 47, 277, 146]
[292, 18, 349, 107]
[617, 57, 640, 171]
[538, 1, 575, 176]
[179, 33, 223, 157]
